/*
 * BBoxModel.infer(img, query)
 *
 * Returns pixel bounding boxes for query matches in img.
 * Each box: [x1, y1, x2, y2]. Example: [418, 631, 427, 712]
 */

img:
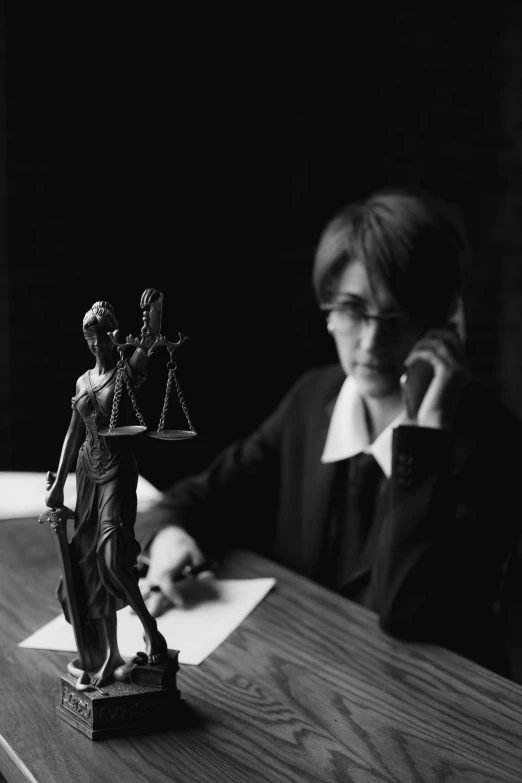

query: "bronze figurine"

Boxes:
[40, 288, 192, 738]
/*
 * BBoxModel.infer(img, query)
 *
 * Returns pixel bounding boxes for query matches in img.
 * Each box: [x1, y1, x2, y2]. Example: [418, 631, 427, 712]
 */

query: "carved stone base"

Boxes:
[57, 653, 183, 740]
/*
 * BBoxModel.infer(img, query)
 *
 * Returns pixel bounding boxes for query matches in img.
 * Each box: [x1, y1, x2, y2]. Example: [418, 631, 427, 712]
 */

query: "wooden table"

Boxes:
[0, 517, 521, 783]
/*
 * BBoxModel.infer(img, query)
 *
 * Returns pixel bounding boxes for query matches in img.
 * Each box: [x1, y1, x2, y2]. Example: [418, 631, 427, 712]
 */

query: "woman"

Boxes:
[46, 295, 167, 687]
[135, 189, 522, 679]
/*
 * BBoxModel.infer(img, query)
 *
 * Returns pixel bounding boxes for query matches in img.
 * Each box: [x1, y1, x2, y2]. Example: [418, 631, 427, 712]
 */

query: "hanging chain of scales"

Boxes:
[98, 289, 196, 441]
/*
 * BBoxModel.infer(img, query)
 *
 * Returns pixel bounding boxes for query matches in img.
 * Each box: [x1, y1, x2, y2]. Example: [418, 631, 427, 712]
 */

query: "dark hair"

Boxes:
[313, 188, 471, 323]
[82, 300, 119, 331]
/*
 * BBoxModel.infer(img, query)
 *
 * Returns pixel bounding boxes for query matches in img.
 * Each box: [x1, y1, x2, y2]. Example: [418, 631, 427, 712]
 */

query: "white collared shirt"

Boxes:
[321, 375, 406, 478]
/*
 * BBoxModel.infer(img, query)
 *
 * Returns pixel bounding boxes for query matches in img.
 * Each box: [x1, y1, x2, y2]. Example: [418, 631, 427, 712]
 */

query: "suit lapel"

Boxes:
[299, 392, 341, 578]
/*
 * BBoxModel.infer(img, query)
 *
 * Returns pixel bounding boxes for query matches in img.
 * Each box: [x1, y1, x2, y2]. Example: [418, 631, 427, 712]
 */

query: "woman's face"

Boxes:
[327, 259, 426, 400]
[86, 333, 113, 359]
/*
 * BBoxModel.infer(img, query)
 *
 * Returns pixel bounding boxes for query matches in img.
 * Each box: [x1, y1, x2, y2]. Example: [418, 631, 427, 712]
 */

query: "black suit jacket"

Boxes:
[136, 365, 522, 678]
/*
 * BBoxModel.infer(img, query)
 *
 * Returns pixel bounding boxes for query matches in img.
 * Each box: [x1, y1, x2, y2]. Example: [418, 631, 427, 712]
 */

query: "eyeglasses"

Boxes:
[320, 300, 414, 334]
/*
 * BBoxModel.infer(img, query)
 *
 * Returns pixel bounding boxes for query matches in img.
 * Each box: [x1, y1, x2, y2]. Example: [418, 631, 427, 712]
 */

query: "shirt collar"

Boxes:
[320, 375, 405, 478]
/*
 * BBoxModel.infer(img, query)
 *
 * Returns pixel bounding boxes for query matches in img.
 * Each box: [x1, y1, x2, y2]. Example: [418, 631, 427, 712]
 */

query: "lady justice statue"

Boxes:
[43, 288, 188, 695]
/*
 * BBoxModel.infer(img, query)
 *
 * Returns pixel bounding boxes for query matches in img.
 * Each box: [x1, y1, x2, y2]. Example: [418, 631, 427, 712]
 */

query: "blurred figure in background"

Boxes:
[136, 188, 522, 682]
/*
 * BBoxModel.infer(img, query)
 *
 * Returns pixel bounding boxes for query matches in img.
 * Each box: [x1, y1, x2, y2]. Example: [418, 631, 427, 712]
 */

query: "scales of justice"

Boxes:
[39, 288, 195, 740]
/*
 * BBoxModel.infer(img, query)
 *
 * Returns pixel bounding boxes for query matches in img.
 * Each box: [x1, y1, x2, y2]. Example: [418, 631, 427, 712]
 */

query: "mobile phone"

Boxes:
[400, 316, 462, 420]
[400, 359, 434, 420]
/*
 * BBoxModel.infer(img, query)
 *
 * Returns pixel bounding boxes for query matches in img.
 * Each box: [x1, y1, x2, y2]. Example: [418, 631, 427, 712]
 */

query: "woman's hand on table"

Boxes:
[140, 526, 208, 617]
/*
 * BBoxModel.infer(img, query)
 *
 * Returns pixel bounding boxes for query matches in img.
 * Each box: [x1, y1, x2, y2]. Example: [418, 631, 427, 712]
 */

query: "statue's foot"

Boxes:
[91, 653, 125, 687]
[148, 652, 166, 665]
[89, 674, 104, 687]
[146, 629, 168, 665]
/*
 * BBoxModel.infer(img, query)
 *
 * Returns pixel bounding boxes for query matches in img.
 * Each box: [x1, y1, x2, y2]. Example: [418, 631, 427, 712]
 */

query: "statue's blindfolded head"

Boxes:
[82, 301, 119, 339]
[83, 325, 112, 340]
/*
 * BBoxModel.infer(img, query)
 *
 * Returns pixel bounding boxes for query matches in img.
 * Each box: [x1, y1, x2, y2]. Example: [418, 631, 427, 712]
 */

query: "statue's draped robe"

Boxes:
[57, 366, 144, 622]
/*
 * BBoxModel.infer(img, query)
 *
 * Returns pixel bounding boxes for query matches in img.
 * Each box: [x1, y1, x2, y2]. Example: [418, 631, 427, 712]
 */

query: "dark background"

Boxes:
[2, 7, 522, 490]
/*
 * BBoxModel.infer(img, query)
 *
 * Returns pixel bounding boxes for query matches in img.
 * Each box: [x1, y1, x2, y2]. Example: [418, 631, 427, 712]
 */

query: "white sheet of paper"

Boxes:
[18, 578, 276, 665]
[0, 471, 163, 520]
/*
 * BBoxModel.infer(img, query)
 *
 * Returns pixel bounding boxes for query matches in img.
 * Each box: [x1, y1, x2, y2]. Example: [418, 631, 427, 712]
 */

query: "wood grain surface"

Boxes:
[0, 516, 521, 783]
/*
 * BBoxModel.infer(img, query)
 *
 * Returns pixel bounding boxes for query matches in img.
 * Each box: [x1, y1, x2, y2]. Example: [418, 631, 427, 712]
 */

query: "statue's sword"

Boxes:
[39, 473, 87, 669]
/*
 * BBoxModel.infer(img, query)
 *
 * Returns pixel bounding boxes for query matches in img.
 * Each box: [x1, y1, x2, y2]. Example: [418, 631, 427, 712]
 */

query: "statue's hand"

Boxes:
[140, 289, 164, 310]
[45, 471, 64, 509]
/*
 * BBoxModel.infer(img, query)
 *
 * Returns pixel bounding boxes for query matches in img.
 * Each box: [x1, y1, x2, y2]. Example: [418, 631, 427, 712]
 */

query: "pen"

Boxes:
[139, 558, 217, 601]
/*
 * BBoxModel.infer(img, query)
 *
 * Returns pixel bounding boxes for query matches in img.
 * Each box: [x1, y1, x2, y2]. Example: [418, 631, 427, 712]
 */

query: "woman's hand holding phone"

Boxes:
[401, 325, 468, 431]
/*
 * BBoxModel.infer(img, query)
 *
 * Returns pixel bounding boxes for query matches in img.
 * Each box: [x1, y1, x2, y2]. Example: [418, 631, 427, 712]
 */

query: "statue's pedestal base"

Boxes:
[57, 651, 183, 740]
